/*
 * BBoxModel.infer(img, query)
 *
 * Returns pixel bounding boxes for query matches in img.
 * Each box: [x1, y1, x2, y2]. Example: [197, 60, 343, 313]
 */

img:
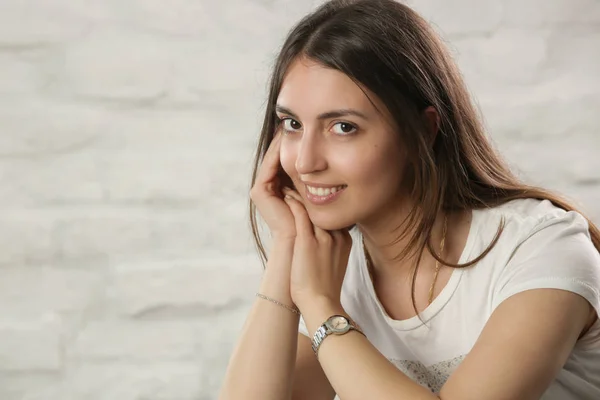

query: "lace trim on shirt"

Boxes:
[388, 354, 466, 394]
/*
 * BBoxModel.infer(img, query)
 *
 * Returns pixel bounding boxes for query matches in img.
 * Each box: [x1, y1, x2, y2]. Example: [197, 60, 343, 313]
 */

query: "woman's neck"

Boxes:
[357, 201, 449, 277]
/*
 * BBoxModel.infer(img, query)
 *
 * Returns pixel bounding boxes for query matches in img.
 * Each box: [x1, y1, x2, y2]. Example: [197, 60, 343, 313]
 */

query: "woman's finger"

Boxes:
[284, 195, 314, 239]
[255, 133, 282, 186]
[282, 187, 303, 203]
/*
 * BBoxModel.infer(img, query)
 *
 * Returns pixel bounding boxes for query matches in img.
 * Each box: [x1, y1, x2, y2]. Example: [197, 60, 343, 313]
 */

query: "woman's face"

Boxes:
[277, 57, 409, 231]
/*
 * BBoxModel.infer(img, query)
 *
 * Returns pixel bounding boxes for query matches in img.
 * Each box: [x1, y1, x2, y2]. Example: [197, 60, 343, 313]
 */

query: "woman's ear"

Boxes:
[422, 106, 440, 147]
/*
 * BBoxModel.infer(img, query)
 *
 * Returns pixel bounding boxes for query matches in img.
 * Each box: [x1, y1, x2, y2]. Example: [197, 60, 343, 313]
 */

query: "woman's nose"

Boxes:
[294, 133, 327, 175]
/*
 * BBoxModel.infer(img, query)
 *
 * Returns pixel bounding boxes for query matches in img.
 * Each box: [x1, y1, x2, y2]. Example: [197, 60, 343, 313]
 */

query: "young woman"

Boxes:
[219, 1, 600, 399]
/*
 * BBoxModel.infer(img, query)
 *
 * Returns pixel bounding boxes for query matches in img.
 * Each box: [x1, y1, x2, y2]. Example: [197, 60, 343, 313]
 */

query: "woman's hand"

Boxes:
[249, 132, 297, 241]
[283, 191, 353, 311]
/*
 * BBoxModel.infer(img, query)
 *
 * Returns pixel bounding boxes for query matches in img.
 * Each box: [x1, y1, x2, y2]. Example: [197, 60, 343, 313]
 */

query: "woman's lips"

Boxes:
[305, 185, 347, 205]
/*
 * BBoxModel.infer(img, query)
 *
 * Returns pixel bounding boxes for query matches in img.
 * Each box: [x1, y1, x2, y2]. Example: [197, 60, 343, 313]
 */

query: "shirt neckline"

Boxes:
[357, 209, 480, 331]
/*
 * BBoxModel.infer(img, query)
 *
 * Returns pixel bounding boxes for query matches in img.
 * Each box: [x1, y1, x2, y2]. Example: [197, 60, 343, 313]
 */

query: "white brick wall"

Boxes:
[0, 0, 598, 399]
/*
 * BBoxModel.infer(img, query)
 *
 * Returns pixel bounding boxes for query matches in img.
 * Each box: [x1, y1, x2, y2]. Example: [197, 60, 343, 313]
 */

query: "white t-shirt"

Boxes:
[299, 198, 600, 399]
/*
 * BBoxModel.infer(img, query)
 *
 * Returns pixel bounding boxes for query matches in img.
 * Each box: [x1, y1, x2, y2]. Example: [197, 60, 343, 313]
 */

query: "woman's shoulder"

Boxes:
[481, 197, 573, 220]
[475, 197, 591, 244]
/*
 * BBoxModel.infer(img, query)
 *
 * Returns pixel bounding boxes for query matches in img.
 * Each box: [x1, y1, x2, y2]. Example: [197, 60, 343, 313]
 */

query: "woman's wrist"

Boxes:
[266, 237, 295, 268]
[258, 277, 296, 315]
[300, 297, 346, 337]
[259, 237, 295, 306]
[270, 235, 296, 248]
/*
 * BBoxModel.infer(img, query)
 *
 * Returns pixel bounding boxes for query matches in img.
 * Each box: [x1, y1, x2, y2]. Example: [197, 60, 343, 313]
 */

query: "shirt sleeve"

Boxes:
[298, 315, 310, 337]
[493, 209, 600, 344]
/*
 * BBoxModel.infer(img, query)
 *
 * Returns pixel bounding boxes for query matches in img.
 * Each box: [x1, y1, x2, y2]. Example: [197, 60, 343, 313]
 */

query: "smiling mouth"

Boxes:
[304, 184, 347, 205]
[305, 184, 347, 196]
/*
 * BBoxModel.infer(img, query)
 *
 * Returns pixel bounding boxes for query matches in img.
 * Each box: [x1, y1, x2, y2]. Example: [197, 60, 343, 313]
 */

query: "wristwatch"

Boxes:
[311, 315, 364, 355]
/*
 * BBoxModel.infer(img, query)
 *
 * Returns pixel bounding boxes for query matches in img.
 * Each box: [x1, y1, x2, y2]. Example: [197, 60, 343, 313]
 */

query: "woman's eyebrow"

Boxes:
[275, 105, 369, 121]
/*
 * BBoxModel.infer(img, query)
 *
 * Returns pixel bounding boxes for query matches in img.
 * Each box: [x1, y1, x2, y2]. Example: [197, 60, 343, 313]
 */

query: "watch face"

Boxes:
[328, 315, 349, 333]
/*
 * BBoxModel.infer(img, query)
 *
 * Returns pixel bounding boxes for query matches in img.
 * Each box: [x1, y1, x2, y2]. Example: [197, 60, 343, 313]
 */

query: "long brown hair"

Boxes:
[248, 0, 600, 313]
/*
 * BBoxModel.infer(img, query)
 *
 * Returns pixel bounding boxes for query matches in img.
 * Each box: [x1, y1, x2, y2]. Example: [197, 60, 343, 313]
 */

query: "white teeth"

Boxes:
[306, 185, 346, 197]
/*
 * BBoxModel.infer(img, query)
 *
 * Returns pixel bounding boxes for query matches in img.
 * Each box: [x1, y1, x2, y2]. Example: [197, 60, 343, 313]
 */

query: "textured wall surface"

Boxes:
[0, 0, 598, 399]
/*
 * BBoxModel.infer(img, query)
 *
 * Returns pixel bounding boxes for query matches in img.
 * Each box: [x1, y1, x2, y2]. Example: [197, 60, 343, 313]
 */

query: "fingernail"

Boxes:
[284, 194, 292, 200]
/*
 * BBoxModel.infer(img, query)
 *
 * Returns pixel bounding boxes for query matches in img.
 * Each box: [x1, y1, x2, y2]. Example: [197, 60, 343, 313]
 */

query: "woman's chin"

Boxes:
[309, 214, 355, 232]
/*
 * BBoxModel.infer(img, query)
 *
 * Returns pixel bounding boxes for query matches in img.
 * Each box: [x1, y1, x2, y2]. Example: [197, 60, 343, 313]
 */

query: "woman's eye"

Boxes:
[331, 122, 357, 135]
[281, 118, 302, 133]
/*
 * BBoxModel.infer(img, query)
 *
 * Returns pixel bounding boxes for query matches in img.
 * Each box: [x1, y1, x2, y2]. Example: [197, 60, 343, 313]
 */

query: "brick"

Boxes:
[407, 0, 503, 35]
[0, 267, 104, 317]
[0, 216, 58, 266]
[54, 29, 263, 101]
[452, 28, 548, 86]
[0, 208, 257, 266]
[99, 0, 214, 37]
[0, 54, 40, 96]
[483, 96, 600, 143]
[0, 1, 89, 45]
[453, 30, 600, 94]
[0, 317, 62, 372]
[501, 132, 600, 187]
[58, 363, 202, 400]
[0, 101, 109, 161]
[108, 255, 261, 318]
[0, 373, 60, 400]
[70, 321, 200, 361]
[503, 0, 600, 26]
[56, 30, 173, 100]
[0, 105, 255, 205]
[545, 30, 600, 77]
